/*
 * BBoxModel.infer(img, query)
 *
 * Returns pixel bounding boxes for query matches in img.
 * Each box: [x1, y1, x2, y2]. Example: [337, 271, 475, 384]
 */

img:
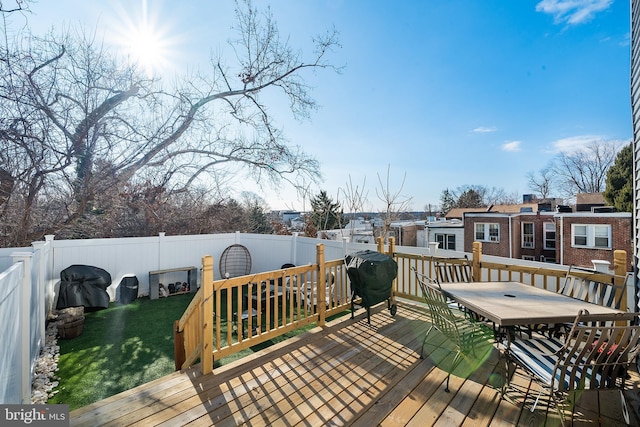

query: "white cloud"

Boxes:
[536, 0, 612, 25]
[472, 126, 497, 133]
[550, 135, 629, 154]
[502, 141, 521, 152]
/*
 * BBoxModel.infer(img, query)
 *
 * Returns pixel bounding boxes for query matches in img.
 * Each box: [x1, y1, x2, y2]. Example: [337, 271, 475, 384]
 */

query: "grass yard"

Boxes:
[49, 293, 344, 410]
[49, 294, 193, 410]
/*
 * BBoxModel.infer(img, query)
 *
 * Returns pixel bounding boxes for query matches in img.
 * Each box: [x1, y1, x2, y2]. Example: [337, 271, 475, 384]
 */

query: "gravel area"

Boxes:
[31, 322, 60, 403]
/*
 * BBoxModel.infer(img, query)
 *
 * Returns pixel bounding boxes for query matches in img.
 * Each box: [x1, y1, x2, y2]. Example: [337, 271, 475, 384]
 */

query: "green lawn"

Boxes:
[49, 293, 345, 410]
[49, 294, 194, 410]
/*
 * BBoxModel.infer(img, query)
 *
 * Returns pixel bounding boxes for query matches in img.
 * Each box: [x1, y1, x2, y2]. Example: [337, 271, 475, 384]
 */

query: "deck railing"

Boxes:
[394, 240, 628, 306]
[175, 238, 630, 375]
[174, 244, 353, 374]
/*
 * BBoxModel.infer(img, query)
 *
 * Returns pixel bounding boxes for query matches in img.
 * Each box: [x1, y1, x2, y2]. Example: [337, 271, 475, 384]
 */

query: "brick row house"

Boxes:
[462, 208, 632, 272]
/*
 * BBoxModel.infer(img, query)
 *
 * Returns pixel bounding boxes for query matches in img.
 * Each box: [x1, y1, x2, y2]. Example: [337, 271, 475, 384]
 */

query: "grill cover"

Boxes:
[56, 265, 111, 310]
[345, 250, 397, 308]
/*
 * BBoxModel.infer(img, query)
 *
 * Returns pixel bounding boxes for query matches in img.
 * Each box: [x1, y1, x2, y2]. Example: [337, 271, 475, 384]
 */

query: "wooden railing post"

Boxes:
[613, 250, 628, 311]
[173, 320, 185, 371]
[472, 241, 482, 282]
[377, 236, 385, 253]
[387, 236, 396, 258]
[201, 255, 214, 375]
[317, 244, 326, 326]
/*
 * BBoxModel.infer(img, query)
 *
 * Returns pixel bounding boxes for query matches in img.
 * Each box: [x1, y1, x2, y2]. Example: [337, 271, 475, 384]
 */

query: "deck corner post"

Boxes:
[377, 236, 384, 253]
[613, 250, 627, 281]
[613, 250, 628, 311]
[173, 319, 186, 371]
[317, 244, 326, 326]
[201, 255, 214, 375]
[472, 241, 482, 282]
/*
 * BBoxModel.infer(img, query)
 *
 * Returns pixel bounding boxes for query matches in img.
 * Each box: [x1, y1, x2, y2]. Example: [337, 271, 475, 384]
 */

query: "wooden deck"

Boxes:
[70, 302, 640, 426]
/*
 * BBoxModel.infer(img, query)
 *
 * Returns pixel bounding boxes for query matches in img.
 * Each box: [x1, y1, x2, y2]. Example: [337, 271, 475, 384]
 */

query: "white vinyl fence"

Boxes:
[0, 245, 50, 404]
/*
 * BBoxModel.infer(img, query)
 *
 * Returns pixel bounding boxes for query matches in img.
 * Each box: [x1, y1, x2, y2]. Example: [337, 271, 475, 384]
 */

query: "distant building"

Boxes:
[445, 203, 540, 220]
[420, 219, 464, 251]
[575, 192, 608, 212]
[320, 219, 376, 244]
[463, 210, 632, 271]
[463, 211, 558, 262]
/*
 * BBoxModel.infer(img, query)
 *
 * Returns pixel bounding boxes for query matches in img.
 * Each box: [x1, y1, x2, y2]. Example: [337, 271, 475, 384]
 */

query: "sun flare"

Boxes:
[127, 24, 167, 77]
[110, 0, 179, 78]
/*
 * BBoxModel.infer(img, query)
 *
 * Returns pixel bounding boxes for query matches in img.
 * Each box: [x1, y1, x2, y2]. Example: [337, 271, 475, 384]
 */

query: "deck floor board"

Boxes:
[70, 302, 640, 426]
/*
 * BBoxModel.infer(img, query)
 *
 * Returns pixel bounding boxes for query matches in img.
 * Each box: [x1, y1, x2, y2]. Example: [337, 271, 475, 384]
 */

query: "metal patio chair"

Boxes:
[433, 256, 495, 328]
[412, 267, 494, 392]
[433, 256, 472, 284]
[532, 266, 627, 338]
[507, 310, 640, 425]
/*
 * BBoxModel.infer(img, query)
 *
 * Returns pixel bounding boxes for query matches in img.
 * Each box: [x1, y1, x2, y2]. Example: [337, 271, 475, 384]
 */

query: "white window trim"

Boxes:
[435, 233, 456, 250]
[521, 222, 534, 249]
[475, 222, 500, 243]
[543, 222, 556, 250]
[571, 224, 612, 249]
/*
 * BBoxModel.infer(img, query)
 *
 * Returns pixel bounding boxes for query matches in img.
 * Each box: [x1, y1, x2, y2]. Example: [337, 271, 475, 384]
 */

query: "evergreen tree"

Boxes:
[310, 190, 344, 231]
[246, 203, 273, 234]
[604, 143, 633, 212]
[440, 189, 456, 215]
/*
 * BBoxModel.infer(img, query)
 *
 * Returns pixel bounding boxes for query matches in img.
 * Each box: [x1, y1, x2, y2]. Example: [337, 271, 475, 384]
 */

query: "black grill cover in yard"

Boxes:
[345, 250, 398, 308]
[56, 265, 111, 310]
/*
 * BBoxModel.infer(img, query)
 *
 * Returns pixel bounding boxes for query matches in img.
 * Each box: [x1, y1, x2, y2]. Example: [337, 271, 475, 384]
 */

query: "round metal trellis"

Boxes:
[219, 244, 252, 278]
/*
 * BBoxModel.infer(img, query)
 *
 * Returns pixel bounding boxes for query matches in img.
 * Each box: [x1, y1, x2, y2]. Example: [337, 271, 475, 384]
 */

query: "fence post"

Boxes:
[342, 236, 349, 258]
[201, 255, 214, 375]
[613, 250, 628, 310]
[31, 241, 46, 354]
[291, 232, 299, 266]
[472, 241, 482, 282]
[12, 252, 33, 404]
[316, 244, 326, 326]
[377, 236, 384, 253]
[44, 236, 55, 317]
[157, 232, 166, 271]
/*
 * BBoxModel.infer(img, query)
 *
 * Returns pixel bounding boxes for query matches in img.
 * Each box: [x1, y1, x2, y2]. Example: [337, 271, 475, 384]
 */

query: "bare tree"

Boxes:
[526, 165, 555, 199]
[0, 1, 30, 14]
[338, 175, 368, 236]
[552, 140, 621, 199]
[375, 165, 412, 241]
[440, 185, 517, 211]
[0, 0, 340, 245]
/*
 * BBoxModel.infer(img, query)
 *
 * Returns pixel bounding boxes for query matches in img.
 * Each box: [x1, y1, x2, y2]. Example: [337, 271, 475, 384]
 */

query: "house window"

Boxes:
[522, 255, 535, 261]
[522, 223, 534, 248]
[571, 224, 611, 249]
[543, 222, 556, 250]
[435, 233, 456, 250]
[475, 223, 499, 242]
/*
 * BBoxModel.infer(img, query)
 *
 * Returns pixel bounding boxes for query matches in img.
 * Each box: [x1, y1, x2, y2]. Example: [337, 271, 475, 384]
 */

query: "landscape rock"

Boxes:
[31, 322, 60, 403]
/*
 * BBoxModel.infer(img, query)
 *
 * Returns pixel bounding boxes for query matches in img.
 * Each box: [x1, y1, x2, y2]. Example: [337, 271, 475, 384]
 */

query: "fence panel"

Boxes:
[0, 263, 26, 403]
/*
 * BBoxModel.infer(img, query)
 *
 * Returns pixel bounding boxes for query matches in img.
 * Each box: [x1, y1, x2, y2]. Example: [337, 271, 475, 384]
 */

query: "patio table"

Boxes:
[436, 281, 624, 328]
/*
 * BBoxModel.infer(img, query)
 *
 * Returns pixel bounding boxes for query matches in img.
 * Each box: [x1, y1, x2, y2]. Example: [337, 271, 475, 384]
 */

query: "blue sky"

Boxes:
[17, 0, 632, 212]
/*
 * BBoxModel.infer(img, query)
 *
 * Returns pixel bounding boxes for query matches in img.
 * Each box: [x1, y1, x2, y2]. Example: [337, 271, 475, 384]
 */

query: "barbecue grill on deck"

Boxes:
[345, 250, 398, 324]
